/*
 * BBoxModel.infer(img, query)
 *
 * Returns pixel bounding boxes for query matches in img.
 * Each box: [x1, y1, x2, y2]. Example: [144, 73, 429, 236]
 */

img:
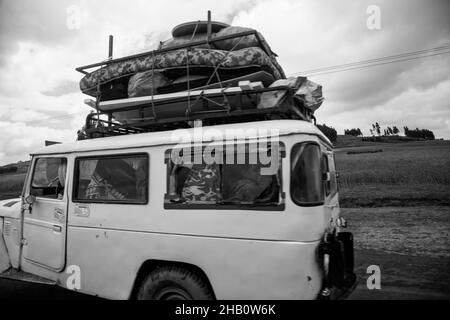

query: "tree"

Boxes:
[316, 123, 337, 142]
[375, 122, 381, 136]
[387, 127, 393, 135]
[404, 127, 435, 140]
[344, 128, 362, 136]
[404, 126, 409, 136]
[393, 126, 399, 135]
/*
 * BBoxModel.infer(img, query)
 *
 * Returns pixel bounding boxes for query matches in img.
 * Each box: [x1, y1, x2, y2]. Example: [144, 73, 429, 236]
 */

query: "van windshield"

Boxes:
[290, 143, 324, 206]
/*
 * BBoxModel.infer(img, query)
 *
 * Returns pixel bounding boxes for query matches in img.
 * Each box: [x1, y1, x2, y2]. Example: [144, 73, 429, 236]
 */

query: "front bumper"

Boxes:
[317, 231, 358, 300]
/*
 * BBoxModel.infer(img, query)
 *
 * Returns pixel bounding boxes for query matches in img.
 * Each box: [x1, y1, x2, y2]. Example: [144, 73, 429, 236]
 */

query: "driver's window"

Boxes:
[31, 157, 67, 199]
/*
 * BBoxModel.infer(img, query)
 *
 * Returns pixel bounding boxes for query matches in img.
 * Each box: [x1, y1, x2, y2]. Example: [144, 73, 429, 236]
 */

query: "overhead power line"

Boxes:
[289, 44, 450, 77]
[301, 51, 450, 77]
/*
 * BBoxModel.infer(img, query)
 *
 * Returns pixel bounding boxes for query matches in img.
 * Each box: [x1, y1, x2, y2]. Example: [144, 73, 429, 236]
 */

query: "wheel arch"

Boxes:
[129, 259, 216, 300]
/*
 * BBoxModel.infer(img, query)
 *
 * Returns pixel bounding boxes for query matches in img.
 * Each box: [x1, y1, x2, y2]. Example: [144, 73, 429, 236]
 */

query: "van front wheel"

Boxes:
[136, 266, 214, 300]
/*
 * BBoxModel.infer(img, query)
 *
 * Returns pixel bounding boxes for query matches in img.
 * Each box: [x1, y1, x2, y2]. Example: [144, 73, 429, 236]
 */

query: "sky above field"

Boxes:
[0, 0, 449, 165]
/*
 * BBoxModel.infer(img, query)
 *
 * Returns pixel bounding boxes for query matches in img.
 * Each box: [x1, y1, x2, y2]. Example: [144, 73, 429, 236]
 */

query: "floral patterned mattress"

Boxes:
[79, 46, 286, 96]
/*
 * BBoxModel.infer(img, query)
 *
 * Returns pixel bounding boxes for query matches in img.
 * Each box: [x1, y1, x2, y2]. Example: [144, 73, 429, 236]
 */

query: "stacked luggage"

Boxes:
[76, 20, 324, 138]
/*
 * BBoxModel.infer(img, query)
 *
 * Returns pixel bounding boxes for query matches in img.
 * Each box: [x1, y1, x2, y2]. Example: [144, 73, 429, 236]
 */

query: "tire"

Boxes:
[136, 266, 214, 300]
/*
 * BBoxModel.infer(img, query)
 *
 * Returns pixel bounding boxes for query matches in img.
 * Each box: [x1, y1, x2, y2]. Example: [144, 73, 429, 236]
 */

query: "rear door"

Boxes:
[22, 156, 68, 271]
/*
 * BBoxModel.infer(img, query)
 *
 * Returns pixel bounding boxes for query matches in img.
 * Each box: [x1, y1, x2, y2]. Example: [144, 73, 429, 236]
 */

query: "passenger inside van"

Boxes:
[167, 161, 279, 205]
[222, 164, 278, 204]
[181, 163, 221, 203]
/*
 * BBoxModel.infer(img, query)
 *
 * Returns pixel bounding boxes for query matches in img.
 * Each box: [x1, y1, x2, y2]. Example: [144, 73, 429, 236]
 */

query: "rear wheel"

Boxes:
[136, 266, 214, 300]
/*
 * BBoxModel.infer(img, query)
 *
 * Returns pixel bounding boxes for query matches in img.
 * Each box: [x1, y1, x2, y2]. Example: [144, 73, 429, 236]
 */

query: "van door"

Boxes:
[22, 157, 68, 271]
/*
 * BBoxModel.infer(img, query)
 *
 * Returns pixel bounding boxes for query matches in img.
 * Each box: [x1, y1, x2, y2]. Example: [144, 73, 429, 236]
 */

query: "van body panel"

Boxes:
[65, 226, 322, 299]
[2, 217, 21, 269]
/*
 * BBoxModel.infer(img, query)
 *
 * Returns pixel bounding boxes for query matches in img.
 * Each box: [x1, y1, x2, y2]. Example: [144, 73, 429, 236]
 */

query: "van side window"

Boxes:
[74, 154, 148, 204]
[31, 157, 67, 199]
[165, 143, 283, 209]
[290, 143, 324, 206]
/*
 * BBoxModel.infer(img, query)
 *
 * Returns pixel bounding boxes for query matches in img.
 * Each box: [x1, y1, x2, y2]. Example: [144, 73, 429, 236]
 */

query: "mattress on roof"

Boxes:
[79, 46, 285, 97]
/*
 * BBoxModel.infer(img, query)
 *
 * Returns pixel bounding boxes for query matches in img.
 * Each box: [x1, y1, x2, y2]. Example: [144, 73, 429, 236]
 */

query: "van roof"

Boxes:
[31, 120, 331, 156]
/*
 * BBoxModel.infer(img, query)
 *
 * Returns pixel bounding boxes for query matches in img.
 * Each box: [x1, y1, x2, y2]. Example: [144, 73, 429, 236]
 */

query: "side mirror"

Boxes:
[25, 194, 36, 205]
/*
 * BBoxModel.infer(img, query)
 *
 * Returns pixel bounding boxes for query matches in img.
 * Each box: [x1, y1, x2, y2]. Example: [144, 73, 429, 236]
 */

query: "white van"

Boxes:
[0, 119, 356, 300]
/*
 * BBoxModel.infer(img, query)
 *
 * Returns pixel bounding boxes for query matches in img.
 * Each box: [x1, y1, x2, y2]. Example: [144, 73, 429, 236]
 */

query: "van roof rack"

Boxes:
[79, 85, 315, 140]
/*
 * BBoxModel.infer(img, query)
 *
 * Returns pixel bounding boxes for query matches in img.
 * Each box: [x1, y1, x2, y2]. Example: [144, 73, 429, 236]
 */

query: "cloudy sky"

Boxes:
[0, 0, 449, 165]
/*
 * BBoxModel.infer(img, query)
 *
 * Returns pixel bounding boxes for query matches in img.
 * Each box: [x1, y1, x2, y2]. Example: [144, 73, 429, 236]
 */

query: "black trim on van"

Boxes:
[290, 141, 325, 207]
[72, 152, 149, 205]
[163, 142, 286, 211]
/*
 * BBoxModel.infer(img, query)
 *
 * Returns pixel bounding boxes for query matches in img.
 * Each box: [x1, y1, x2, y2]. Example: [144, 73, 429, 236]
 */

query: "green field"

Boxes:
[335, 140, 450, 207]
[0, 173, 26, 200]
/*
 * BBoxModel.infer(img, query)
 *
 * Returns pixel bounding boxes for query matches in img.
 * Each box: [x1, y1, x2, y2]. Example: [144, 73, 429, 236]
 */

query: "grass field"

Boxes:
[335, 140, 450, 207]
[0, 173, 26, 200]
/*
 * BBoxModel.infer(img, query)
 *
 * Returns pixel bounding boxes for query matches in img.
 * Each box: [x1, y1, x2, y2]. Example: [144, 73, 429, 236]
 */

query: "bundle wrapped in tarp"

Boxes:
[128, 71, 171, 97]
[160, 25, 276, 55]
[159, 33, 210, 50]
[212, 26, 275, 54]
[80, 46, 285, 97]
[295, 79, 324, 111]
[258, 77, 324, 112]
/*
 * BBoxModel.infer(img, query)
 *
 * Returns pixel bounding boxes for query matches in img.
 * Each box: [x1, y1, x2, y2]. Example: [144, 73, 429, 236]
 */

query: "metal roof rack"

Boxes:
[79, 86, 314, 140]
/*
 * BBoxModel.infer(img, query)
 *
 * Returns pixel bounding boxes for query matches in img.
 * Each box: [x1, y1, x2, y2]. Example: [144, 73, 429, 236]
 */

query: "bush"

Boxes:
[404, 127, 435, 140]
[317, 123, 337, 142]
[0, 166, 17, 174]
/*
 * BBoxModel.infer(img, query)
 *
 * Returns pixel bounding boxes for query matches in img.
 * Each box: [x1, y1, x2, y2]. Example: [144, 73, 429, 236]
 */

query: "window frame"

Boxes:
[163, 142, 286, 211]
[30, 156, 68, 201]
[322, 154, 331, 197]
[72, 152, 149, 205]
[290, 142, 325, 207]
[327, 152, 339, 198]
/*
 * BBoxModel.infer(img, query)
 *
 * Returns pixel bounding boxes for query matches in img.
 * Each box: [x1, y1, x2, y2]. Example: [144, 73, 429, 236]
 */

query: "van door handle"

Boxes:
[53, 225, 62, 233]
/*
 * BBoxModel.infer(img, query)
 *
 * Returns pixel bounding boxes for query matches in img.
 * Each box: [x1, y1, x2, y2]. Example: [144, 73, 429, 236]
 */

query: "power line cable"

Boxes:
[289, 44, 450, 76]
[300, 50, 450, 77]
